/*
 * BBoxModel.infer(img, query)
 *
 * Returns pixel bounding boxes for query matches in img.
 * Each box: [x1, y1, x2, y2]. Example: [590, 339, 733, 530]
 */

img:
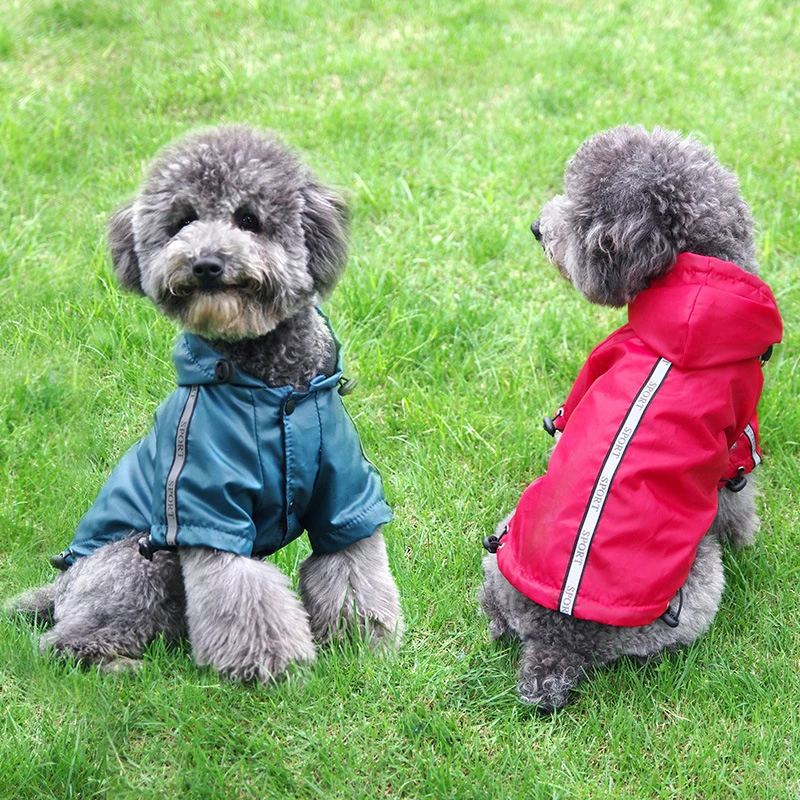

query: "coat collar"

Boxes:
[172, 310, 344, 393]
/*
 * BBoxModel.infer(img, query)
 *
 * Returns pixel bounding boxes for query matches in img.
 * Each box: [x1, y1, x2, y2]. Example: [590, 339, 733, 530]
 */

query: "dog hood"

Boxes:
[628, 252, 782, 369]
[495, 254, 782, 627]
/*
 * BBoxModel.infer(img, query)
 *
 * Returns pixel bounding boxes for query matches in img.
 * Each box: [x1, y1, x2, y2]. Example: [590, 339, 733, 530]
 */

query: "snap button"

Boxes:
[214, 359, 234, 383]
[287, 500, 295, 515]
[284, 398, 296, 415]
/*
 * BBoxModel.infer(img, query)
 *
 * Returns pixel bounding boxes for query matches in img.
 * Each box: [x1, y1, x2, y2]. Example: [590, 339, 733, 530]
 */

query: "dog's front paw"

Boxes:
[208, 636, 316, 685]
[189, 608, 316, 685]
[303, 577, 404, 653]
[344, 603, 404, 653]
[517, 643, 591, 713]
[517, 667, 581, 713]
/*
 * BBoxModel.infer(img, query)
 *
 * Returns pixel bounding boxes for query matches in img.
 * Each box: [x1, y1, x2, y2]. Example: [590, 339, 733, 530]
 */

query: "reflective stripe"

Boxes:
[559, 357, 673, 617]
[165, 385, 199, 546]
[743, 423, 761, 467]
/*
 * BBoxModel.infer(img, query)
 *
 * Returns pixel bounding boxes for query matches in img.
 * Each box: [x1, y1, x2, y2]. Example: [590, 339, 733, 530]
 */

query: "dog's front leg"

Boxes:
[298, 530, 403, 651]
[179, 547, 315, 683]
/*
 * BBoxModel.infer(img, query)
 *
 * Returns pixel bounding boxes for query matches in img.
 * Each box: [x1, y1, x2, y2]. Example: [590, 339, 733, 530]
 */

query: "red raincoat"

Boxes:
[497, 253, 782, 626]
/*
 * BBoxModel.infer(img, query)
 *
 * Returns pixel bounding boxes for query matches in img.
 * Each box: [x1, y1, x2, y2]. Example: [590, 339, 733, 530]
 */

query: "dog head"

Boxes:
[532, 125, 757, 306]
[107, 126, 348, 339]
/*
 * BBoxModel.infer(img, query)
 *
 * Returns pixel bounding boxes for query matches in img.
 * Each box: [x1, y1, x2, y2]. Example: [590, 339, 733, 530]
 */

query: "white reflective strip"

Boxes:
[743, 423, 761, 467]
[559, 358, 672, 617]
[165, 385, 199, 546]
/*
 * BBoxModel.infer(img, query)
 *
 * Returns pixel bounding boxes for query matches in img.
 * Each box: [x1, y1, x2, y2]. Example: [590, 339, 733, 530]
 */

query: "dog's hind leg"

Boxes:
[617, 531, 726, 661]
[179, 547, 315, 683]
[479, 524, 522, 642]
[298, 530, 403, 651]
[39, 535, 185, 671]
[479, 574, 515, 642]
[711, 480, 759, 549]
[5, 584, 56, 627]
[41, 622, 161, 673]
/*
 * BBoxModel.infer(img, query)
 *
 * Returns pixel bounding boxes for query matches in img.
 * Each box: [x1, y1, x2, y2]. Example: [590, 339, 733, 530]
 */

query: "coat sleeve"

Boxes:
[65, 429, 158, 561]
[718, 413, 761, 486]
[300, 392, 393, 554]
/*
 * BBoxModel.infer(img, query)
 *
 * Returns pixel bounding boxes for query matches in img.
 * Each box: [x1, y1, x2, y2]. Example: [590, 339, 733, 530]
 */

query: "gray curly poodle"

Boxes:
[8, 126, 403, 682]
[481, 125, 782, 712]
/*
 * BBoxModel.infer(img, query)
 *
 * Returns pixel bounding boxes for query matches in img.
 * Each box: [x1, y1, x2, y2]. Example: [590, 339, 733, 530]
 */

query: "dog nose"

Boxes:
[192, 256, 225, 286]
[530, 219, 542, 241]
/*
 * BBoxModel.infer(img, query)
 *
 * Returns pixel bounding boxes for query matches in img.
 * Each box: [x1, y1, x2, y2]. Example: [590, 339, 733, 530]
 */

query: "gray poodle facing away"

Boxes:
[8, 126, 403, 682]
[481, 125, 781, 712]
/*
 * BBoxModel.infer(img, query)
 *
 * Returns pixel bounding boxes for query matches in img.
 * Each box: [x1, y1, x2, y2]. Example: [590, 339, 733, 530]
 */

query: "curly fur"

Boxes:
[8, 126, 402, 681]
[484, 125, 763, 711]
[537, 125, 757, 306]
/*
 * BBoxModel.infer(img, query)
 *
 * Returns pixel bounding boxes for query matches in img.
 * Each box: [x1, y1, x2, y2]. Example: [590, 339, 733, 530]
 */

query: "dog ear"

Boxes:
[300, 183, 349, 297]
[579, 213, 678, 306]
[107, 201, 144, 294]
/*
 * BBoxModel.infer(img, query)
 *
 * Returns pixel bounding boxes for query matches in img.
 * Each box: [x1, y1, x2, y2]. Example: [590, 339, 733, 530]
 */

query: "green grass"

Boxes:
[1, 0, 799, 797]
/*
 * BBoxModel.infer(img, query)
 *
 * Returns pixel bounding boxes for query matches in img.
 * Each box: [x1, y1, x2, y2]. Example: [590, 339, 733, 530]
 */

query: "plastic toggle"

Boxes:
[725, 473, 748, 493]
[138, 535, 155, 560]
[214, 358, 235, 383]
[49, 550, 71, 571]
[338, 376, 359, 396]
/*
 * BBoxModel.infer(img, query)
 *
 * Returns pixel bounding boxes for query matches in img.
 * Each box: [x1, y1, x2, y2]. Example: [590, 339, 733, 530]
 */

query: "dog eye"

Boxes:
[167, 208, 198, 238]
[234, 208, 262, 234]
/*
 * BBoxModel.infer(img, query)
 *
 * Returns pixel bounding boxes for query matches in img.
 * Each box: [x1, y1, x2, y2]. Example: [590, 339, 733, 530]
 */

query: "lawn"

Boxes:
[1, 0, 799, 797]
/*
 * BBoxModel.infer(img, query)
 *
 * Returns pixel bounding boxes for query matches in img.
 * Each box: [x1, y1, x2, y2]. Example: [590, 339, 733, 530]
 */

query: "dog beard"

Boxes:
[181, 292, 277, 339]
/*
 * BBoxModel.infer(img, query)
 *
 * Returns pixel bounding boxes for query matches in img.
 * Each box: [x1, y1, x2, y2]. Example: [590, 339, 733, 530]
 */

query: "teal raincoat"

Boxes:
[56, 322, 392, 567]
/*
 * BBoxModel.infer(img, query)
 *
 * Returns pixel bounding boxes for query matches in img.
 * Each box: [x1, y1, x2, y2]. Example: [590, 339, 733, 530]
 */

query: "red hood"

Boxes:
[628, 252, 783, 369]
